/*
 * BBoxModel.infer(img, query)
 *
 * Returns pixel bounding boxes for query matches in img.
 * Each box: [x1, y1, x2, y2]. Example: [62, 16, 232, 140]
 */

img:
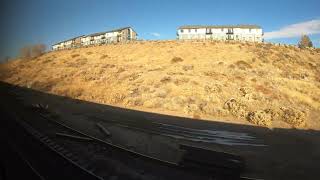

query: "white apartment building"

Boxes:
[177, 25, 263, 42]
[52, 44, 62, 51]
[52, 27, 137, 50]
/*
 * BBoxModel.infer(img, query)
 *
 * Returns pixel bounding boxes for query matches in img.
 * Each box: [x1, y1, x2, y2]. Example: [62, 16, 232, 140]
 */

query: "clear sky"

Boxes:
[1, 0, 320, 60]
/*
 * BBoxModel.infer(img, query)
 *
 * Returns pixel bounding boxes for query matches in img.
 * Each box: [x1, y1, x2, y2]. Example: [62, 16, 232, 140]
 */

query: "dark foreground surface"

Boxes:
[0, 82, 320, 180]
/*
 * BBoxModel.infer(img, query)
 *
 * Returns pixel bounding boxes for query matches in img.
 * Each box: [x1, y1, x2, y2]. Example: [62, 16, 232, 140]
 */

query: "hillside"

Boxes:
[1, 40, 320, 129]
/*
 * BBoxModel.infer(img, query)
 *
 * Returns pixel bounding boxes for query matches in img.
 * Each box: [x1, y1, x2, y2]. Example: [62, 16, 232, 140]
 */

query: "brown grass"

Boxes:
[1, 40, 319, 129]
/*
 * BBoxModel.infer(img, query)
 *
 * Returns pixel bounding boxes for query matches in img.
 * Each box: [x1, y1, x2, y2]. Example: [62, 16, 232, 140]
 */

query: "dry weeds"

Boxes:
[1, 40, 319, 129]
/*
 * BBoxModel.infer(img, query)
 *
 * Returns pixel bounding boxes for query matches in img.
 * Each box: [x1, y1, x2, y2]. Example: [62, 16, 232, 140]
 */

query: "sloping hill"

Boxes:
[1, 40, 319, 129]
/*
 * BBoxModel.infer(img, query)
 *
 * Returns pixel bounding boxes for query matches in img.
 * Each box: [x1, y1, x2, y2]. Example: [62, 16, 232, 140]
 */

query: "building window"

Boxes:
[221, 28, 223, 32]
[195, 29, 197, 33]
[189, 29, 191, 33]
[181, 29, 184, 33]
[249, 29, 251, 33]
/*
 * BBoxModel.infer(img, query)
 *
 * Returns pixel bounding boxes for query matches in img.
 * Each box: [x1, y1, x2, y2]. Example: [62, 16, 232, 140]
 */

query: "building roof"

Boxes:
[52, 26, 137, 46]
[87, 27, 134, 37]
[53, 35, 85, 46]
[178, 25, 262, 29]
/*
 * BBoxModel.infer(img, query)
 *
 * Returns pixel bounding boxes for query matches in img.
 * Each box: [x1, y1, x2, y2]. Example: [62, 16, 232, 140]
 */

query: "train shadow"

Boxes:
[0, 81, 319, 180]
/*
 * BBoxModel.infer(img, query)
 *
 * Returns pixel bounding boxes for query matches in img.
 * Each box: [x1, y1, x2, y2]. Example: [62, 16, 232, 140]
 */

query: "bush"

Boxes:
[32, 44, 46, 57]
[20, 44, 46, 59]
[2, 56, 10, 63]
[279, 107, 306, 127]
[235, 60, 252, 70]
[100, 55, 109, 59]
[160, 76, 171, 83]
[182, 65, 194, 71]
[298, 35, 313, 48]
[20, 46, 32, 59]
[171, 57, 184, 63]
[247, 110, 272, 126]
[71, 54, 80, 58]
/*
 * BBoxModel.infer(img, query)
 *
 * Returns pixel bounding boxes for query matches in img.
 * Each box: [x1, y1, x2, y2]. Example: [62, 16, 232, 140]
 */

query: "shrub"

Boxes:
[0, 56, 10, 63]
[171, 57, 184, 63]
[182, 65, 193, 71]
[29, 80, 55, 92]
[20, 46, 32, 59]
[71, 54, 80, 58]
[173, 77, 189, 85]
[235, 60, 252, 70]
[31, 44, 46, 57]
[247, 110, 272, 126]
[228, 64, 235, 69]
[100, 54, 109, 59]
[279, 107, 306, 127]
[298, 35, 313, 48]
[223, 98, 247, 117]
[160, 76, 171, 83]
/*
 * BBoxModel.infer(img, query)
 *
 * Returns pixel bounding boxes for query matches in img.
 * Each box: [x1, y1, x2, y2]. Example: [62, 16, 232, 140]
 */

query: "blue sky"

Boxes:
[1, 0, 320, 60]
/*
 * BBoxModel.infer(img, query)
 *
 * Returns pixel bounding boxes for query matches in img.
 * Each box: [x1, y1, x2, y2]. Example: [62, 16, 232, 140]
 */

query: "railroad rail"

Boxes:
[0, 83, 264, 179]
[29, 105, 247, 179]
[1, 109, 103, 180]
[87, 114, 266, 146]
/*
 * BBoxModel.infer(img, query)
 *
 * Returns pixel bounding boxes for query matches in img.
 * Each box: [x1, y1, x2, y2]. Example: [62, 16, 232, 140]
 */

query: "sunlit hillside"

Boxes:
[1, 40, 319, 129]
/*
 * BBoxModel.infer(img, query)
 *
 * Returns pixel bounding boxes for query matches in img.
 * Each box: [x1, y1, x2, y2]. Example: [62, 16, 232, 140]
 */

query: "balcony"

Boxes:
[206, 28, 212, 34]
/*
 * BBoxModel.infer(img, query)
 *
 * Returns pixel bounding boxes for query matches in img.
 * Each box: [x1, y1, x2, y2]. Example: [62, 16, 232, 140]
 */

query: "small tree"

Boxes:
[19, 44, 46, 59]
[298, 35, 313, 48]
[3, 56, 10, 63]
[31, 44, 46, 57]
[20, 46, 32, 59]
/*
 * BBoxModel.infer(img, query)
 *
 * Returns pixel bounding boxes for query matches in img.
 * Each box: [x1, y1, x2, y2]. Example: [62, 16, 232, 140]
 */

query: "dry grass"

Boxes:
[1, 40, 319, 129]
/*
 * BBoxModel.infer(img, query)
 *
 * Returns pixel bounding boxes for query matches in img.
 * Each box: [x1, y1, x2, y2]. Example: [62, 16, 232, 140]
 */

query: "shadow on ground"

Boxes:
[0, 81, 319, 180]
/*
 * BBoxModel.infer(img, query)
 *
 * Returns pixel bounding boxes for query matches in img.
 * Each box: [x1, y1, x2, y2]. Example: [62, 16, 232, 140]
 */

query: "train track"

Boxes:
[1, 109, 103, 180]
[23, 104, 248, 180]
[0, 84, 263, 180]
[86, 114, 266, 147]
